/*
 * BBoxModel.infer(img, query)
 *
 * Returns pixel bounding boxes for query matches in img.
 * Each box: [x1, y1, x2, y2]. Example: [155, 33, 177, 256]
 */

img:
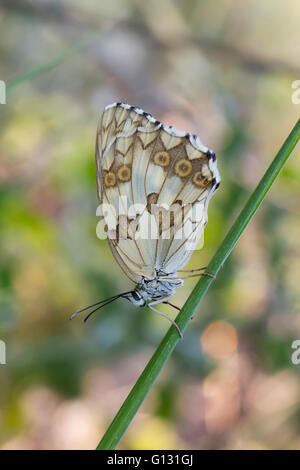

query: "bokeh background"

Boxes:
[0, 0, 300, 450]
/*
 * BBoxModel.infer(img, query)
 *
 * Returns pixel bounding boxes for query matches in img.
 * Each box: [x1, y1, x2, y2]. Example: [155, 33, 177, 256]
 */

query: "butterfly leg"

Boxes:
[176, 267, 216, 279]
[177, 266, 207, 273]
[148, 298, 183, 338]
[163, 300, 180, 311]
[163, 300, 195, 320]
[179, 272, 216, 280]
[159, 272, 216, 281]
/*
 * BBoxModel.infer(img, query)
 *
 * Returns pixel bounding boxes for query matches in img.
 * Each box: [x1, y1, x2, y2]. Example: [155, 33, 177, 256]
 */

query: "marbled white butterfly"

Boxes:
[72, 103, 220, 336]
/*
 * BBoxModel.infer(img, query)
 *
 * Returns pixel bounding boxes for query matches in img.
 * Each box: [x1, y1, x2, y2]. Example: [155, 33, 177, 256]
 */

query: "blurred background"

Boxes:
[0, 0, 300, 450]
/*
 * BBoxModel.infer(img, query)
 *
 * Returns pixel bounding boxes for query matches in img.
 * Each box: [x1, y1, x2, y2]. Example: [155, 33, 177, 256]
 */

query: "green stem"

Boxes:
[5, 32, 100, 95]
[97, 120, 300, 450]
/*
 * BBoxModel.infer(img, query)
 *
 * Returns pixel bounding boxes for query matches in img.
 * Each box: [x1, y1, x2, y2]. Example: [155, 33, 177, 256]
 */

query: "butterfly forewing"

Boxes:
[96, 103, 220, 282]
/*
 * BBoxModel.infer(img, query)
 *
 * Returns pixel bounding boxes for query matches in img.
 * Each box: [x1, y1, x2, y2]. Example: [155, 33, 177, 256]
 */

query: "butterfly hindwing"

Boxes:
[96, 102, 220, 281]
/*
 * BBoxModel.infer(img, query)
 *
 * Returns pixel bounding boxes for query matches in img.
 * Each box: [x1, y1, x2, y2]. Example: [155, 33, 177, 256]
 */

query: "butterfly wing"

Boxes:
[95, 102, 220, 282]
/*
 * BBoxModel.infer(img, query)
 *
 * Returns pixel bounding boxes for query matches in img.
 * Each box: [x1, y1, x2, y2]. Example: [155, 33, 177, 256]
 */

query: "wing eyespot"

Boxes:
[174, 158, 192, 177]
[153, 151, 170, 168]
[117, 164, 131, 182]
[104, 171, 117, 187]
[193, 171, 210, 188]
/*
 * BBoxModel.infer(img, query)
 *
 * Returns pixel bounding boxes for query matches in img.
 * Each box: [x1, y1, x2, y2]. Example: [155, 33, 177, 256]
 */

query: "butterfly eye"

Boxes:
[132, 291, 141, 301]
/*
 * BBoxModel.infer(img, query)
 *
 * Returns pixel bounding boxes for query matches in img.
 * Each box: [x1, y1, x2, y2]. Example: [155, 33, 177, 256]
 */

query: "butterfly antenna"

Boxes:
[70, 295, 120, 320]
[70, 291, 133, 320]
[83, 291, 134, 322]
[83, 297, 120, 322]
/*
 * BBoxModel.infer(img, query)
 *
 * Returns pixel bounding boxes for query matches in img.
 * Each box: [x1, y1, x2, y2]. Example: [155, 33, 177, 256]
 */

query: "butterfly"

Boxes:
[72, 102, 220, 336]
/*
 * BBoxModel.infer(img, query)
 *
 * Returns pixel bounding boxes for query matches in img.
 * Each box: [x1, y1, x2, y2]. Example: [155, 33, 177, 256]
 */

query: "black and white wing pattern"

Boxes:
[95, 102, 220, 283]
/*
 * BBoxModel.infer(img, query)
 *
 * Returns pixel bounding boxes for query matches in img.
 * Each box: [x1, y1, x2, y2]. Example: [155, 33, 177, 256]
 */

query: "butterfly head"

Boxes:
[126, 290, 147, 307]
[126, 275, 183, 307]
